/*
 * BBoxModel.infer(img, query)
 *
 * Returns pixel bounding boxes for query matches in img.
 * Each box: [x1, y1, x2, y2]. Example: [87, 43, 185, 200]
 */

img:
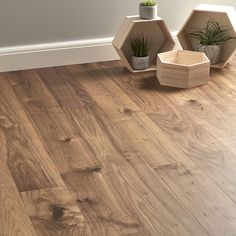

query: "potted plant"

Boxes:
[139, 0, 157, 20]
[189, 19, 234, 64]
[130, 33, 152, 70]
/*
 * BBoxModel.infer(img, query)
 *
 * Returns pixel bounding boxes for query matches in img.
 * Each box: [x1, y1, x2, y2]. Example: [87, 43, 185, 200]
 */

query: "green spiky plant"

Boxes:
[140, 0, 157, 6]
[188, 19, 234, 46]
[130, 33, 152, 57]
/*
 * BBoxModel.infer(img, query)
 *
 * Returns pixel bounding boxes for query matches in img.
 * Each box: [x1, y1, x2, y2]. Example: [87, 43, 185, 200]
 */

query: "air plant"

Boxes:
[188, 19, 234, 46]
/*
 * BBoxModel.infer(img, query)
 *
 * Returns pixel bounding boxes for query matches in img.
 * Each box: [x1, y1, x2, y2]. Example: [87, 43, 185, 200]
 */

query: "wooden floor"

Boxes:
[1, 58, 236, 236]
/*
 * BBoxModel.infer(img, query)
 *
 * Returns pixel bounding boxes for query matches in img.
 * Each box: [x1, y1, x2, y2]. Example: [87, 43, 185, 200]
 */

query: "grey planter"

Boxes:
[139, 5, 157, 20]
[198, 45, 221, 65]
[132, 56, 150, 70]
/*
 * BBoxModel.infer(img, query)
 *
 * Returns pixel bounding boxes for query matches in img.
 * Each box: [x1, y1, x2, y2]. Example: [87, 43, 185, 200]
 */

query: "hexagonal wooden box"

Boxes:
[112, 16, 175, 73]
[177, 4, 236, 69]
[157, 50, 210, 89]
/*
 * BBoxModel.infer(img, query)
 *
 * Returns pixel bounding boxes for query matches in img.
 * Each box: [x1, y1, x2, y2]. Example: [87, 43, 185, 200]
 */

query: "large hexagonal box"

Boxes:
[177, 4, 236, 69]
[157, 50, 210, 89]
[113, 16, 175, 73]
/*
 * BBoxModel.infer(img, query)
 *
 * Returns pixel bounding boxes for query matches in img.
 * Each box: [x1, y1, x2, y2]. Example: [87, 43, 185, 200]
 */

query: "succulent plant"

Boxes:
[140, 0, 157, 7]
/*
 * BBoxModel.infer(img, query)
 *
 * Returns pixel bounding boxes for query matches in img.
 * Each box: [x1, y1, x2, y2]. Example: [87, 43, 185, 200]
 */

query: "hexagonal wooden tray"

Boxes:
[157, 50, 210, 88]
[113, 16, 175, 73]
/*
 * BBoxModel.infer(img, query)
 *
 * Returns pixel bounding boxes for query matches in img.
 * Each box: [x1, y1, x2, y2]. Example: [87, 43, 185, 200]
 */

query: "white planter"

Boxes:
[198, 45, 221, 65]
[132, 56, 149, 70]
[139, 5, 157, 20]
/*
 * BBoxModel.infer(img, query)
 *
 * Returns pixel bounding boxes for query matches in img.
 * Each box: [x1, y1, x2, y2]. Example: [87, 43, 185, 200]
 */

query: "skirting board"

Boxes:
[0, 33, 179, 72]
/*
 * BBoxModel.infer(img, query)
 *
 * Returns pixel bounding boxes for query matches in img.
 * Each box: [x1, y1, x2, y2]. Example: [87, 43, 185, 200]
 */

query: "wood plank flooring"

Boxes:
[1, 58, 236, 235]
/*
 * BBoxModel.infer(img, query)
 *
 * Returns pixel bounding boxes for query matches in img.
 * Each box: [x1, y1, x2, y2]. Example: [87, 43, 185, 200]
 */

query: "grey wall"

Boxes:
[160, 0, 236, 31]
[0, 0, 236, 47]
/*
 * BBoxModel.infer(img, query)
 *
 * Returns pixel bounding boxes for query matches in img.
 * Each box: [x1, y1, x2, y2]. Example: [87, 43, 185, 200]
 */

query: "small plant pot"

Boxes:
[198, 45, 221, 65]
[132, 56, 149, 70]
[139, 5, 157, 20]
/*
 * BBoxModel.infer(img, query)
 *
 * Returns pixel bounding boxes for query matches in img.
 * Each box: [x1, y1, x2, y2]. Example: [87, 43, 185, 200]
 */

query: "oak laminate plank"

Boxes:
[67, 62, 236, 235]
[36, 67, 173, 236]
[62, 169, 153, 236]
[155, 86, 236, 204]
[8, 70, 151, 235]
[201, 71, 236, 119]
[37, 66, 210, 235]
[103, 61, 236, 203]
[0, 160, 37, 236]
[0, 74, 64, 192]
[5, 71, 88, 236]
[155, 162, 236, 236]
[7, 70, 100, 174]
[172, 88, 236, 135]
[38, 67, 172, 166]
[66, 63, 194, 167]
[2, 59, 236, 235]
[63, 66, 179, 167]
[62, 141, 209, 236]
[21, 186, 84, 236]
[8, 70, 60, 113]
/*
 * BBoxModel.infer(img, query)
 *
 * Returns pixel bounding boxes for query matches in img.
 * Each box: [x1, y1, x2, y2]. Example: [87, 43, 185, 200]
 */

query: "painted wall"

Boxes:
[160, 0, 236, 32]
[0, 0, 236, 47]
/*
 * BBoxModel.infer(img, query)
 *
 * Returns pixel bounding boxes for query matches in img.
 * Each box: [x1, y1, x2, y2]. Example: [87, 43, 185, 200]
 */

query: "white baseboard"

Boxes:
[0, 34, 179, 72]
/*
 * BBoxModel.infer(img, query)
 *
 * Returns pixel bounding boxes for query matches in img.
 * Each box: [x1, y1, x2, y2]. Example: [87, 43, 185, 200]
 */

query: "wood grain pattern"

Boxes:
[21, 186, 84, 236]
[36, 66, 209, 235]
[8, 69, 151, 235]
[67, 61, 236, 235]
[2, 56, 236, 235]
[0, 74, 64, 192]
[7, 70, 100, 174]
[155, 162, 236, 236]
[102, 60, 236, 203]
[0, 159, 37, 236]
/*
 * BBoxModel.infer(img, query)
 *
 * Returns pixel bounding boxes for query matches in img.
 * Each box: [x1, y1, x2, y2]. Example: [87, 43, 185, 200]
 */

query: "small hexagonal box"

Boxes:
[113, 16, 175, 73]
[157, 50, 210, 89]
[177, 4, 236, 69]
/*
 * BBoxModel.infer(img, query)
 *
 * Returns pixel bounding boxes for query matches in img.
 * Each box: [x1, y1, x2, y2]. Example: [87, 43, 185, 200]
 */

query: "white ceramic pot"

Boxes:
[132, 56, 149, 70]
[198, 45, 221, 65]
[139, 5, 157, 20]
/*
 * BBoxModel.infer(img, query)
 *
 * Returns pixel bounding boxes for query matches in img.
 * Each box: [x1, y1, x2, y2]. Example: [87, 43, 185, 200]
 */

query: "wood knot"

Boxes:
[172, 126, 185, 132]
[50, 205, 67, 220]
[63, 137, 72, 142]
[76, 197, 97, 205]
[188, 99, 204, 110]
[180, 169, 191, 176]
[189, 99, 197, 104]
[119, 107, 133, 114]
